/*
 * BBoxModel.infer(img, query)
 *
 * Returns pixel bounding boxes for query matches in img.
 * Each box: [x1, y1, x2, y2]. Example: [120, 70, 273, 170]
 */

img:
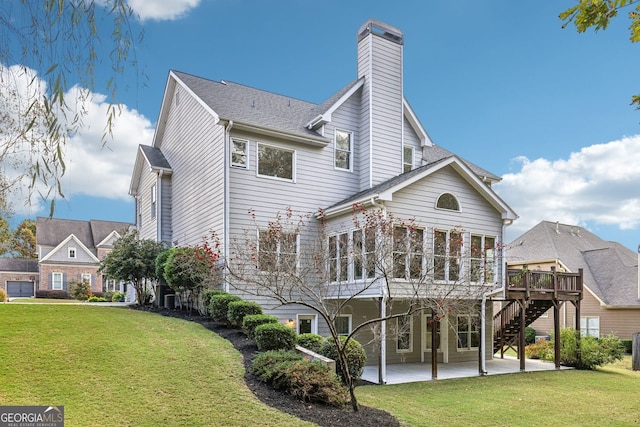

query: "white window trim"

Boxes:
[150, 184, 157, 219]
[68, 247, 76, 259]
[456, 314, 480, 352]
[81, 273, 92, 285]
[469, 234, 497, 284]
[435, 192, 462, 212]
[52, 272, 63, 290]
[257, 229, 300, 272]
[256, 142, 296, 182]
[335, 314, 352, 336]
[433, 229, 463, 282]
[231, 138, 249, 168]
[403, 145, 414, 173]
[297, 314, 317, 335]
[580, 316, 600, 338]
[396, 315, 414, 353]
[334, 129, 353, 171]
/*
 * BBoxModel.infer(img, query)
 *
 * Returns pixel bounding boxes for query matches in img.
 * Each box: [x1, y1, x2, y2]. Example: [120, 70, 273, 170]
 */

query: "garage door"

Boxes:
[7, 281, 34, 298]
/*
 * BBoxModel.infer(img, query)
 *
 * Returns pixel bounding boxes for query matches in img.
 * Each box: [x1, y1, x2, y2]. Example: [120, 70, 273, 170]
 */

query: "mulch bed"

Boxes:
[133, 306, 400, 427]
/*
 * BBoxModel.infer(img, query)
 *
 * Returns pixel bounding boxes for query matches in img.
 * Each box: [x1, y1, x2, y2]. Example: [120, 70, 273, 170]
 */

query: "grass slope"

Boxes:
[0, 305, 313, 427]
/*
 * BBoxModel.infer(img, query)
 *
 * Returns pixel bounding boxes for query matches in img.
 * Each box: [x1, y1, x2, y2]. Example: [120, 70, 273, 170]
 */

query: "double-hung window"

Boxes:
[334, 315, 352, 336]
[52, 272, 63, 290]
[352, 228, 376, 280]
[231, 138, 248, 168]
[403, 145, 414, 173]
[393, 226, 424, 279]
[150, 184, 157, 219]
[457, 315, 479, 350]
[434, 230, 462, 281]
[68, 247, 76, 259]
[258, 230, 298, 272]
[334, 130, 352, 170]
[329, 233, 349, 282]
[580, 317, 600, 338]
[257, 143, 295, 181]
[470, 235, 496, 283]
[81, 273, 92, 286]
[396, 315, 413, 352]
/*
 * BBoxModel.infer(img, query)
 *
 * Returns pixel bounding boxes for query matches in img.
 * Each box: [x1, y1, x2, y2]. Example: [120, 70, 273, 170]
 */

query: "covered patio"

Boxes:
[361, 356, 570, 385]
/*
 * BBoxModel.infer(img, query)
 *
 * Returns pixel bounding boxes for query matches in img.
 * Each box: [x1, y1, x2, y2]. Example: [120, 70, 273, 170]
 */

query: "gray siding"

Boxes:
[44, 242, 95, 263]
[137, 168, 158, 241]
[160, 174, 172, 243]
[159, 84, 225, 246]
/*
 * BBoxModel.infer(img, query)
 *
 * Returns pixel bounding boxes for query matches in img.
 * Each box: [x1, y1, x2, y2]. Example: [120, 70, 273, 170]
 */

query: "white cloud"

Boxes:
[494, 135, 640, 241]
[1, 65, 153, 216]
[126, 0, 202, 22]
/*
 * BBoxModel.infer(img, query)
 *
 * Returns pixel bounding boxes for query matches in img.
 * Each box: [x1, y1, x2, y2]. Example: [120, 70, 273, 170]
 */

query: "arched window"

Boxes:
[436, 193, 460, 211]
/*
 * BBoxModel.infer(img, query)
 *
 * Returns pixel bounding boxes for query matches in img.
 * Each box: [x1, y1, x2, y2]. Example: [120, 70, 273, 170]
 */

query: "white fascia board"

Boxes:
[40, 234, 100, 263]
[403, 98, 432, 147]
[232, 122, 329, 147]
[306, 78, 365, 129]
[96, 231, 121, 248]
[128, 147, 146, 196]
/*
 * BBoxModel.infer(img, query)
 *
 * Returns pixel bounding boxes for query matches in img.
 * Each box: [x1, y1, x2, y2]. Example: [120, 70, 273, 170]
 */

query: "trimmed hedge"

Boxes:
[251, 350, 348, 408]
[318, 336, 367, 383]
[35, 290, 71, 299]
[202, 289, 227, 313]
[227, 300, 263, 327]
[242, 314, 279, 339]
[297, 333, 326, 353]
[621, 339, 632, 354]
[254, 323, 297, 351]
[209, 293, 242, 322]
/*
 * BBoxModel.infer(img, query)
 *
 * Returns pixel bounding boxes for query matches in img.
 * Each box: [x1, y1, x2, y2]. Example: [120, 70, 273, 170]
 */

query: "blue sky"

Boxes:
[5, 1, 640, 251]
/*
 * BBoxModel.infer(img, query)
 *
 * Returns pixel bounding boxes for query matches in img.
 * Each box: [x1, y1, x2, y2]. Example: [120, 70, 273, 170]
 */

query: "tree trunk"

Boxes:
[633, 333, 640, 371]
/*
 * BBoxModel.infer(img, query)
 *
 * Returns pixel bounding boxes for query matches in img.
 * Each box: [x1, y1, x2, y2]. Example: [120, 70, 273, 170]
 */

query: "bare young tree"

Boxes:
[215, 205, 495, 411]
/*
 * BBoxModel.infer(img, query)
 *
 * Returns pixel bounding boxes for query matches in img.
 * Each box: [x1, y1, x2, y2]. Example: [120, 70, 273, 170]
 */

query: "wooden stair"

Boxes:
[493, 299, 553, 354]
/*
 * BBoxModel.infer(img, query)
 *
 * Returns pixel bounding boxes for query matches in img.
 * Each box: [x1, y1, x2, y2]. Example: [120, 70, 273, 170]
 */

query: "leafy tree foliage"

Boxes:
[560, 0, 640, 108]
[0, 1, 141, 213]
[0, 217, 11, 257]
[11, 219, 36, 258]
[99, 230, 165, 305]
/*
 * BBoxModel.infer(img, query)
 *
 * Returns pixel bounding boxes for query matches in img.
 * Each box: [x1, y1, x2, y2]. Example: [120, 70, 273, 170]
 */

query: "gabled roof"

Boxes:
[36, 218, 132, 251]
[129, 144, 172, 196]
[322, 156, 517, 220]
[40, 234, 99, 263]
[506, 221, 640, 307]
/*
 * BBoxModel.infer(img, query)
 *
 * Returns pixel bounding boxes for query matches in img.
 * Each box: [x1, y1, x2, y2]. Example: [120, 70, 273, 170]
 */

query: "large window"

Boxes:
[258, 230, 298, 271]
[457, 315, 479, 350]
[334, 130, 352, 170]
[353, 228, 376, 280]
[257, 143, 294, 180]
[580, 316, 600, 338]
[434, 230, 462, 281]
[396, 315, 413, 352]
[329, 233, 349, 282]
[393, 226, 424, 279]
[470, 235, 496, 283]
[52, 272, 63, 290]
[403, 145, 414, 173]
[81, 273, 92, 286]
[231, 138, 248, 168]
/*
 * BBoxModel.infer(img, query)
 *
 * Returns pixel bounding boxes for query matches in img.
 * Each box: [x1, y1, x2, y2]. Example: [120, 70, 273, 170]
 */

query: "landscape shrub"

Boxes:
[251, 350, 348, 408]
[251, 350, 303, 384]
[209, 293, 242, 323]
[297, 333, 326, 353]
[318, 336, 367, 383]
[111, 291, 126, 302]
[202, 289, 227, 313]
[242, 314, 278, 339]
[87, 296, 108, 302]
[545, 328, 626, 369]
[69, 279, 92, 301]
[254, 323, 297, 351]
[0, 288, 7, 302]
[227, 300, 263, 327]
[525, 326, 536, 345]
[36, 290, 71, 299]
[525, 340, 553, 359]
[621, 339, 632, 354]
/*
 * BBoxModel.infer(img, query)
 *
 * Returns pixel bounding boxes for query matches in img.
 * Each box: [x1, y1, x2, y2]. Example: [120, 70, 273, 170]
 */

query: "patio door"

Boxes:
[422, 313, 448, 363]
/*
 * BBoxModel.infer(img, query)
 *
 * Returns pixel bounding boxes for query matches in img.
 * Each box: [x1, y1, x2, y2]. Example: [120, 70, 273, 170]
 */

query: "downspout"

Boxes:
[480, 218, 513, 374]
[156, 171, 163, 242]
[223, 120, 234, 293]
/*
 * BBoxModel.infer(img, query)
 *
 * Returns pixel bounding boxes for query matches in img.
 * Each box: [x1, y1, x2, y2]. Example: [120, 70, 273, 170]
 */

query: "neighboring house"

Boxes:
[0, 258, 39, 298]
[36, 217, 133, 296]
[506, 220, 640, 340]
[129, 19, 518, 380]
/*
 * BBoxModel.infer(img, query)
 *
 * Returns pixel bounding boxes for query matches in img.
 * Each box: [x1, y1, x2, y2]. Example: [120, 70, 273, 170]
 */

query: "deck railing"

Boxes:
[505, 267, 583, 299]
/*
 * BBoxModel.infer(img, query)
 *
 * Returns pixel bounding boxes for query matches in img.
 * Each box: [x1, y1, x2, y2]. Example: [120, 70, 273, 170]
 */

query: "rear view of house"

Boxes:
[130, 19, 518, 382]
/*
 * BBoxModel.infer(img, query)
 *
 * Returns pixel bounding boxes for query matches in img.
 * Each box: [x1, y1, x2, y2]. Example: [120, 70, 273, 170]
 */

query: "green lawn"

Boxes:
[357, 356, 640, 426]
[0, 305, 313, 427]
